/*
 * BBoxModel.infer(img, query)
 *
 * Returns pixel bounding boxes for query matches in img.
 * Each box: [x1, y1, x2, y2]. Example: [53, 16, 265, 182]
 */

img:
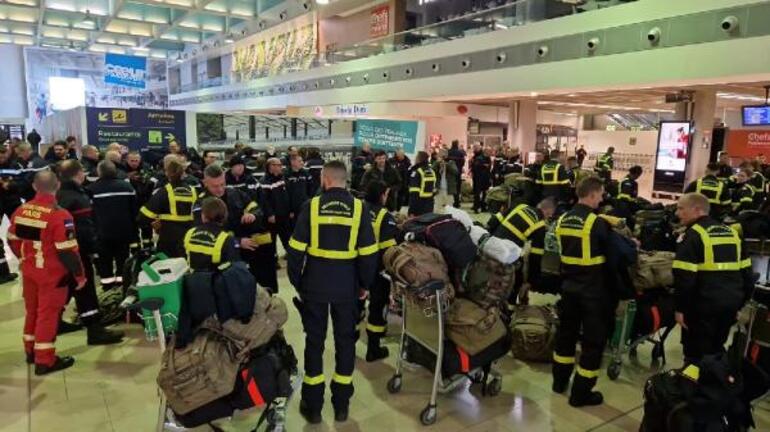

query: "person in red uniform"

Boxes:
[8, 171, 86, 375]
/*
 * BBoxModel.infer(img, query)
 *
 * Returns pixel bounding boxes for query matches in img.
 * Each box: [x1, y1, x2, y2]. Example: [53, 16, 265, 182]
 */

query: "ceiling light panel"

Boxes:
[6, 0, 39, 6]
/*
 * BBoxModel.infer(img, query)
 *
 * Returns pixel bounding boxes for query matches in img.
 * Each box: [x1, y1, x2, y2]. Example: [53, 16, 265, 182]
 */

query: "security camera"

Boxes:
[405, 68, 413, 76]
[279, 12, 287, 20]
[382, 71, 389, 79]
[258, 21, 265, 30]
[537, 46, 549, 58]
[721, 16, 739, 33]
[461, 58, 471, 69]
[362, 73, 369, 82]
[587, 38, 600, 52]
[431, 63, 440, 72]
[496, 52, 507, 63]
[647, 27, 661, 44]
[302, 2, 310, 10]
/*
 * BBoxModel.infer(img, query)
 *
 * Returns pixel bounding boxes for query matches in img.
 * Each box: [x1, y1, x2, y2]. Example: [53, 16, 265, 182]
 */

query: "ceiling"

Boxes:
[454, 82, 770, 116]
[0, 0, 261, 58]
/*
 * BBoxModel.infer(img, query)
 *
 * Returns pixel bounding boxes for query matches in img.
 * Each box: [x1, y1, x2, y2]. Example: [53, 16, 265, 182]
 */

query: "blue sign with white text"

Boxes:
[354, 119, 418, 154]
[104, 54, 147, 89]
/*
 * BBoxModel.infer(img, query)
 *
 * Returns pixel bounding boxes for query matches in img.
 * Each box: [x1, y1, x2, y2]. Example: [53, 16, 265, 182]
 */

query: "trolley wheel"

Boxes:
[485, 377, 502, 397]
[607, 362, 622, 381]
[387, 375, 402, 394]
[420, 405, 437, 426]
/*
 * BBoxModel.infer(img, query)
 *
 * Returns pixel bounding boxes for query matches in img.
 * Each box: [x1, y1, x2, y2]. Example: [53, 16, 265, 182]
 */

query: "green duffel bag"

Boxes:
[632, 251, 675, 291]
[485, 185, 511, 211]
[510, 305, 559, 362]
[463, 254, 516, 310]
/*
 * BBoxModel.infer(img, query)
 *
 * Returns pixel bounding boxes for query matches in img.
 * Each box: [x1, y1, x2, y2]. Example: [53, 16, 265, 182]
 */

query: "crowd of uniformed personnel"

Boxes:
[0, 134, 764, 419]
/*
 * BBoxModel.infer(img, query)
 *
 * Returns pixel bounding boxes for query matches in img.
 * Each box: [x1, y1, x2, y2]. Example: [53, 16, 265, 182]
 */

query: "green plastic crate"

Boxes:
[609, 300, 637, 350]
[136, 254, 188, 338]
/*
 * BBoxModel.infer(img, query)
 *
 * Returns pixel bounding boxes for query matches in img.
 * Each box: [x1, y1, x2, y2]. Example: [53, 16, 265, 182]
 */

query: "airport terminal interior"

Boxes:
[2, 0, 770, 430]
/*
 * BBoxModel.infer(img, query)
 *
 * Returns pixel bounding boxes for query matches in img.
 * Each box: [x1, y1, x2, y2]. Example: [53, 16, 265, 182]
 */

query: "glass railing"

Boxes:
[170, 0, 633, 95]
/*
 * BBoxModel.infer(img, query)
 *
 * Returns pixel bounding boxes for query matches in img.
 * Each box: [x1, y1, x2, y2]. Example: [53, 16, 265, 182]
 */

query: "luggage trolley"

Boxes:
[606, 298, 675, 381]
[386, 280, 502, 426]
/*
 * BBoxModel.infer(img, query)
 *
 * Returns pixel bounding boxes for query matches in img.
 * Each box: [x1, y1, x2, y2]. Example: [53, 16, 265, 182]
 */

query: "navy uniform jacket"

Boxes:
[57, 180, 99, 255]
[285, 167, 314, 214]
[287, 187, 378, 303]
[555, 204, 612, 298]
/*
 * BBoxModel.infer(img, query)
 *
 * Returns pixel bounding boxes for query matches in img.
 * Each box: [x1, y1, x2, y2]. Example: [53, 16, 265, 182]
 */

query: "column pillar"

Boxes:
[684, 90, 717, 185]
[508, 100, 538, 163]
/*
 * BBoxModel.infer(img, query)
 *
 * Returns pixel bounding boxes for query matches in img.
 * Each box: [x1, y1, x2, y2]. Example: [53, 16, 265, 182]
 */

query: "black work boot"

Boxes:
[334, 406, 349, 423]
[569, 375, 603, 407]
[552, 362, 574, 394]
[366, 334, 389, 362]
[299, 400, 322, 424]
[35, 356, 75, 376]
[86, 325, 124, 345]
[0, 272, 19, 284]
[58, 319, 83, 335]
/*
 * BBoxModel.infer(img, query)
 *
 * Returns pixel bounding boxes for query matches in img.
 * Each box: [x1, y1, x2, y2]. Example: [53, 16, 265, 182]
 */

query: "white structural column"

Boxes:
[508, 100, 538, 163]
[685, 90, 717, 186]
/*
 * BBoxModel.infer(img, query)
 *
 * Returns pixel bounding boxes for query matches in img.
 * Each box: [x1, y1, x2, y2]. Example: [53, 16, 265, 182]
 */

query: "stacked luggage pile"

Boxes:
[127, 253, 298, 432]
[382, 209, 521, 425]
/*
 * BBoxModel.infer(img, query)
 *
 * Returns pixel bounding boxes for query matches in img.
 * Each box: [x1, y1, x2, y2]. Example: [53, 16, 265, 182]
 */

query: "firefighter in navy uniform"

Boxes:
[684, 163, 731, 219]
[287, 161, 378, 424]
[8, 172, 85, 375]
[138, 155, 198, 258]
[614, 165, 643, 229]
[672, 193, 753, 363]
[731, 169, 758, 214]
[225, 156, 259, 200]
[184, 197, 241, 272]
[56, 160, 124, 345]
[0, 146, 21, 284]
[304, 148, 325, 195]
[285, 153, 314, 229]
[539, 150, 571, 203]
[594, 146, 615, 185]
[407, 151, 436, 217]
[194, 165, 276, 293]
[362, 180, 399, 362]
[488, 198, 551, 303]
[552, 177, 614, 407]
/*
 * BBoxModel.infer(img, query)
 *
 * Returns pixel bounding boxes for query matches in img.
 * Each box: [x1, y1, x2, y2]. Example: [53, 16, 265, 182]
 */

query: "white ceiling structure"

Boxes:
[0, 0, 262, 58]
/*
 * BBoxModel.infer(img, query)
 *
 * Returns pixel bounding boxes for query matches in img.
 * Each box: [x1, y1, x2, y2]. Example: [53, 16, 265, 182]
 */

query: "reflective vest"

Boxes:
[539, 162, 569, 186]
[304, 196, 375, 259]
[596, 154, 613, 171]
[183, 227, 230, 267]
[410, 167, 436, 198]
[695, 177, 729, 205]
[672, 223, 751, 272]
[372, 207, 396, 250]
[753, 172, 766, 193]
[617, 178, 635, 202]
[735, 183, 756, 207]
[141, 183, 198, 222]
[555, 212, 606, 266]
[495, 204, 546, 248]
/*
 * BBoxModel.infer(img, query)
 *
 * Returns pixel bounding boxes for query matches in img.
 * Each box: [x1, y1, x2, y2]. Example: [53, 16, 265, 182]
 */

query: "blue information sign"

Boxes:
[354, 119, 418, 153]
[86, 107, 186, 151]
[104, 53, 147, 89]
[743, 105, 770, 126]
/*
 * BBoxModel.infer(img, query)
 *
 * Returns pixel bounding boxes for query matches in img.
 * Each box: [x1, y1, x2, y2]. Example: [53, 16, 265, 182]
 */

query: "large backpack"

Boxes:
[633, 290, 676, 338]
[541, 222, 561, 276]
[222, 287, 289, 354]
[383, 242, 454, 309]
[640, 353, 747, 432]
[403, 213, 478, 269]
[510, 305, 558, 362]
[462, 254, 516, 310]
[632, 251, 675, 291]
[158, 320, 246, 415]
[442, 334, 511, 379]
[446, 299, 508, 356]
[485, 185, 511, 214]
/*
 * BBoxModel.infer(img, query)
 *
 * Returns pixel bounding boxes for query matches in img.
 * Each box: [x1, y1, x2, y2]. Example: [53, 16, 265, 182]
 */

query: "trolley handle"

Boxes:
[420, 280, 445, 293]
[140, 253, 170, 283]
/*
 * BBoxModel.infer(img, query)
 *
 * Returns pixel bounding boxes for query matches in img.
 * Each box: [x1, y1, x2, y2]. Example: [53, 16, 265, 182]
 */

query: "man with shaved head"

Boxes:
[673, 192, 753, 364]
[8, 171, 86, 374]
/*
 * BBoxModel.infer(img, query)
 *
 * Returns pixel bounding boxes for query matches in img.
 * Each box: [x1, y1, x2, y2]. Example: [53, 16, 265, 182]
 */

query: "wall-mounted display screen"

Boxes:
[743, 105, 770, 126]
[654, 121, 692, 191]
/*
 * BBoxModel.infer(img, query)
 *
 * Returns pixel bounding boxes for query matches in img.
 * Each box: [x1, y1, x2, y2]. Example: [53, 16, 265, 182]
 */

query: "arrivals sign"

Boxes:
[355, 119, 418, 153]
[86, 107, 186, 151]
[104, 53, 147, 89]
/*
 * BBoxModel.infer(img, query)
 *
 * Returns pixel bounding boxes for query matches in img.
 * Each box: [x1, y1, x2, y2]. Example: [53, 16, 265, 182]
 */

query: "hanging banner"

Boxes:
[370, 5, 390, 38]
[86, 107, 185, 150]
[104, 53, 147, 89]
[726, 129, 770, 158]
[355, 119, 418, 153]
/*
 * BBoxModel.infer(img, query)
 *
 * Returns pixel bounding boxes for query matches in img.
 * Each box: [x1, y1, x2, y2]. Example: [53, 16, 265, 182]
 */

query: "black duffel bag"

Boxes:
[402, 213, 477, 269]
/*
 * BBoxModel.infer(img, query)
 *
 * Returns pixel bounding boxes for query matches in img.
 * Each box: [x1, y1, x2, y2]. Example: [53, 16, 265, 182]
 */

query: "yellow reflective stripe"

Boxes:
[140, 206, 158, 219]
[165, 183, 197, 219]
[366, 323, 386, 333]
[54, 239, 78, 250]
[576, 366, 600, 379]
[15, 216, 48, 228]
[692, 224, 742, 271]
[379, 239, 397, 250]
[358, 243, 378, 256]
[698, 262, 746, 271]
[184, 230, 229, 264]
[500, 204, 529, 242]
[373, 208, 387, 245]
[303, 374, 325, 386]
[417, 168, 436, 197]
[244, 201, 258, 213]
[349, 198, 362, 252]
[561, 255, 606, 265]
[158, 214, 193, 222]
[289, 237, 307, 252]
[696, 179, 725, 205]
[523, 220, 546, 238]
[409, 187, 421, 192]
[212, 232, 229, 264]
[529, 247, 544, 255]
[553, 353, 575, 364]
[332, 373, 353, 385]
[308, 249, 358, 259]
[310, 197, 320, 253]
[741, 258, 752, 269]
[681, 364, 700, 382]
[252, 232, 273, 245]
[672, 260, 698, 272]
[540, 163, 569, 185]
[556, 213, 604, 266]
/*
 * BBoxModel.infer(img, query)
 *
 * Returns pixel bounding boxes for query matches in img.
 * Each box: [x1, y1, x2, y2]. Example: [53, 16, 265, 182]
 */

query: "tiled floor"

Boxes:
[1, 221, 769, 431]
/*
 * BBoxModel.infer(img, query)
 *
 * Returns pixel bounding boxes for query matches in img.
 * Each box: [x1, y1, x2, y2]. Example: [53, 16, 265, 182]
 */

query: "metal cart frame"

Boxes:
[385, 280, 502, 426]
[607, 299, 674, 380]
